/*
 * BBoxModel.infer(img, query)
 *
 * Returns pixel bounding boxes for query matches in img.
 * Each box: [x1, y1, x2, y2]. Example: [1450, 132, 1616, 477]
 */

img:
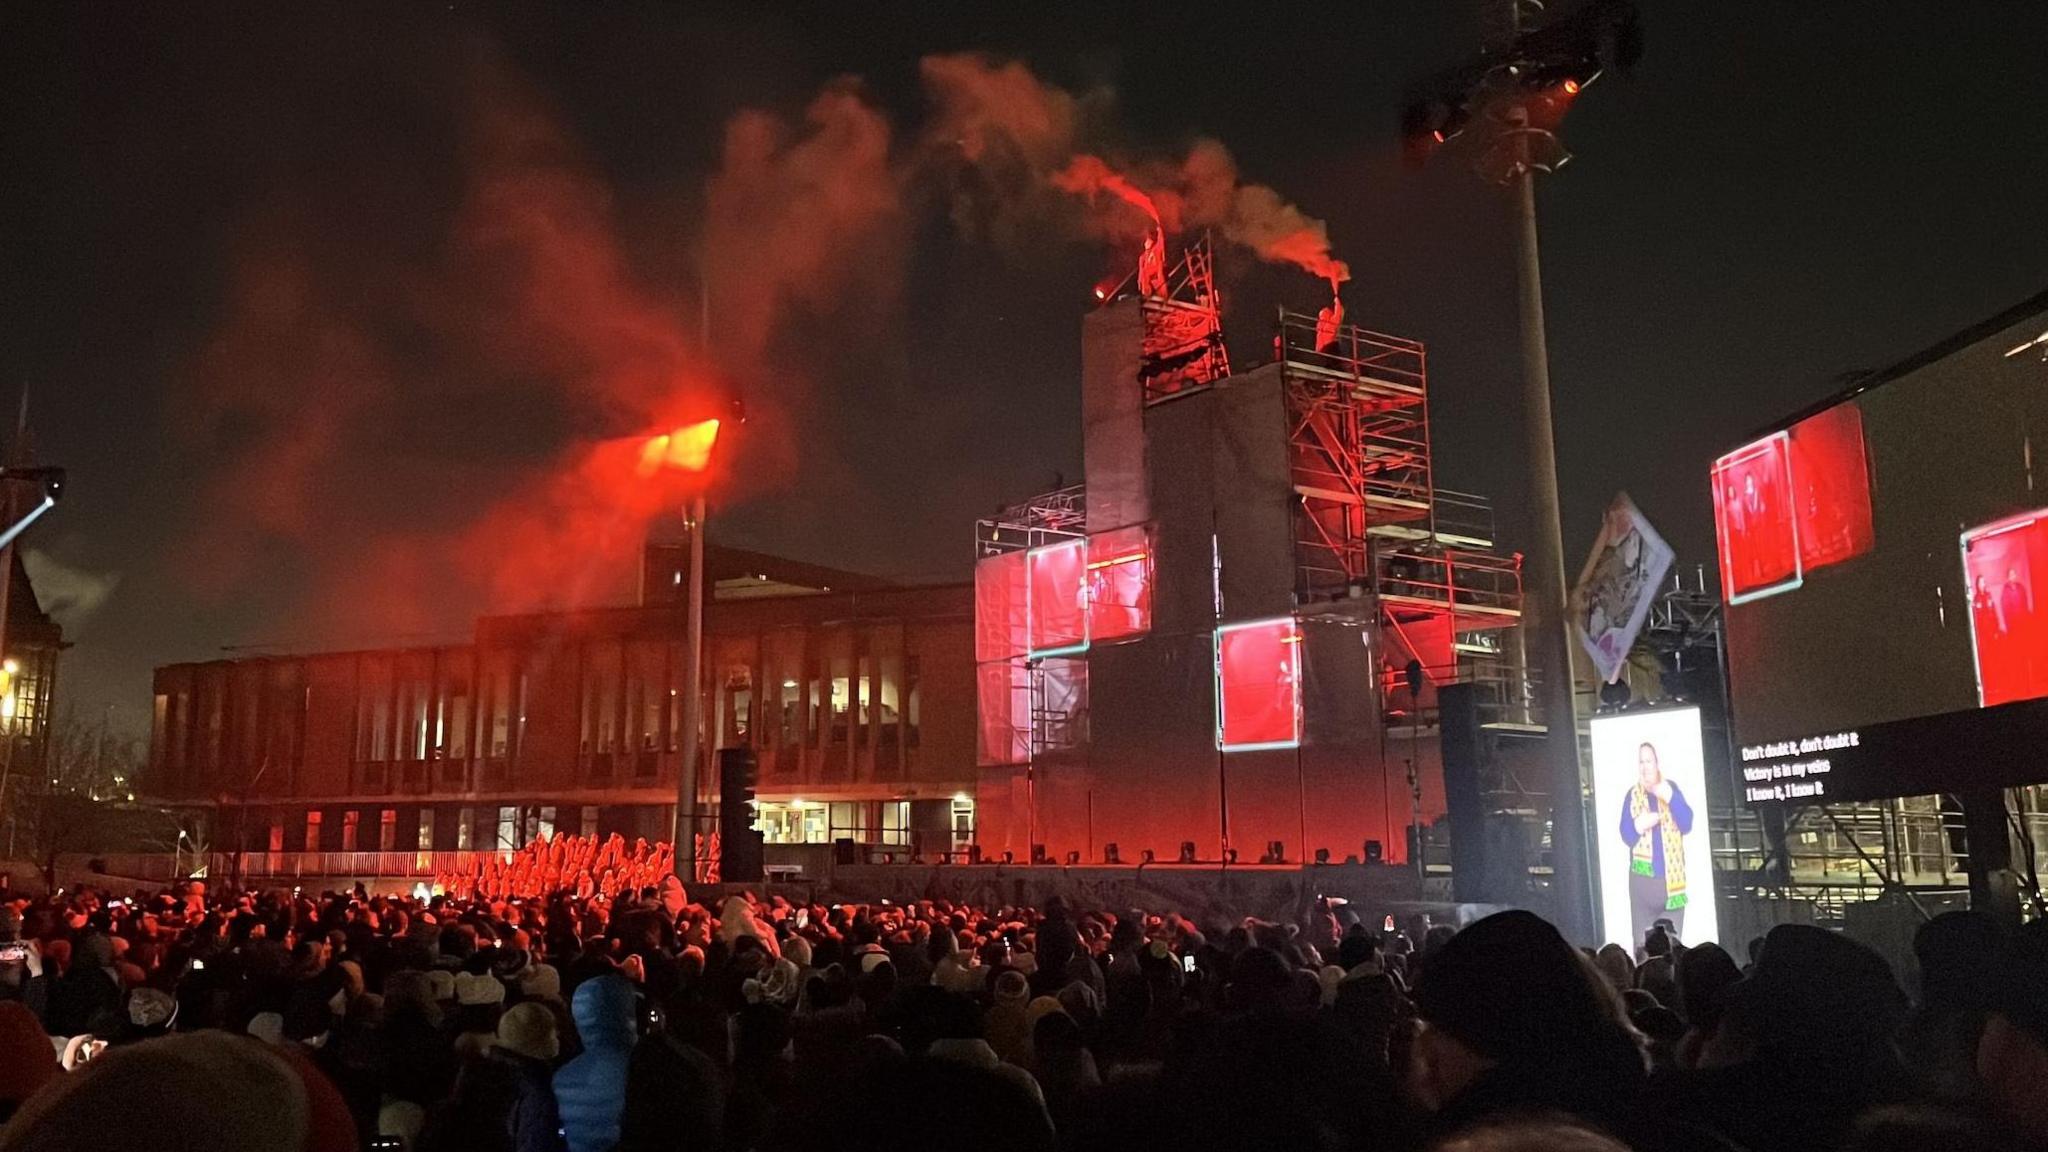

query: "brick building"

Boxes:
[145, 546, 975, 880]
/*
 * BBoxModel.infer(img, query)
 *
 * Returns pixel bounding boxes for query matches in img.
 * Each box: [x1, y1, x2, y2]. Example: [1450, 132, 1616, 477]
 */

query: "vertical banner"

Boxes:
[1573, 493, 1675, 684]
[1589, 707, 1719, 951]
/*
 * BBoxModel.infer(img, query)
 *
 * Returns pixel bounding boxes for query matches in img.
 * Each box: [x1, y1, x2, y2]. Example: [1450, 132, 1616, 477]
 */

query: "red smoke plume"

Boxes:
[1050, 154, 1161, 228]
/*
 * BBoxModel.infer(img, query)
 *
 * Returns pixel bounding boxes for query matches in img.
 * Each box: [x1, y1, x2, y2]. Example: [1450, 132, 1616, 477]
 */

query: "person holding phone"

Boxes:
[1618, 741, 1693, 947]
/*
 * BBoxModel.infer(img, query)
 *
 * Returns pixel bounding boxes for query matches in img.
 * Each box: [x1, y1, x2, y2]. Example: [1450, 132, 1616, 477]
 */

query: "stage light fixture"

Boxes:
[1001, 851, 1014, 865]
[1223, 848, 1238, 865]
[1065, 851, 1082, 866]
[1365, 840, 1384, 863]
[1267, 840, 1286, 864]
[1314, 848, 1331, 865]
[1103, 842, 1120, 865]
[1141, 848, 1156, 865]
[1178, 841, 1198, 864]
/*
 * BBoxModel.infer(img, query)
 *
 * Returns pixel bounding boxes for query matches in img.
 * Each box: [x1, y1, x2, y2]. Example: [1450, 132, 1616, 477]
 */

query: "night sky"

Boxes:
[5, 2, 2046, 736]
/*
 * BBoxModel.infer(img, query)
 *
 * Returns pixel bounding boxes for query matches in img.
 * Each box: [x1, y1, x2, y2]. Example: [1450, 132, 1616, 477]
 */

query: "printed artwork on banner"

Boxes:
[1573, 493, 1676, 684]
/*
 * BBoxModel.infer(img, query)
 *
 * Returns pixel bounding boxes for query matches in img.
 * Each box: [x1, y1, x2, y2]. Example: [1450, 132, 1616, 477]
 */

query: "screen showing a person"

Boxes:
[1721, 300, 2048, 805]
[1590, 707, 1719, 952]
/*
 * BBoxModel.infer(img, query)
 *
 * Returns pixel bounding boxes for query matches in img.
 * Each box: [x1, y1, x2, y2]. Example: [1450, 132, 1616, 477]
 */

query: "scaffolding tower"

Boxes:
[1277, 310, 1525, 704]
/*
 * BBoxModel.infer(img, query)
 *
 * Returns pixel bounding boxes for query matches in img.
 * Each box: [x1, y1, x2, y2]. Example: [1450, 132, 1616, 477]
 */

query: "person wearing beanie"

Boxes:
[1410, 911, 1647, 1140]
[122, 986, 179, 1042]
[985, 968, 1033, 1066]
[427, 967, 458, 1005]
[0, 1032, 312, 1152]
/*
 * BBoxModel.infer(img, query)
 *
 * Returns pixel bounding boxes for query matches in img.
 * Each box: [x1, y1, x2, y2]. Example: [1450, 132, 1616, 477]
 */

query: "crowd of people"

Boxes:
[1, 867, 2045, 1152]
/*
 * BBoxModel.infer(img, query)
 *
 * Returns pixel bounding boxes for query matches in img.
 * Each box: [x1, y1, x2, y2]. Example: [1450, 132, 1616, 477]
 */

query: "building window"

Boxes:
[829, 658, 851, 744]
[496, 806, 518, 851]
[879, 800, 910, 847]
[580, 806, 600, 837]
[150, 694, 169, 779]
[341, 810, 360, 852]
[379, 809, 398, 852]
[582, 641, 621, 754]
[457, 807, 474, 851]
[304, 810, 324, 852]
[536, 805, 556, 841]
[267, 819, 285, 854]
[397, 674, 430, 761]
[628, 642, 665, 754]
[356, 657, 392, 763]
[418, 811, 434, 852]
[905, 656, 921, 748]
[442, 673, 471, 760]
[485, 656, 518, 759]
[951, 796, 976, 848]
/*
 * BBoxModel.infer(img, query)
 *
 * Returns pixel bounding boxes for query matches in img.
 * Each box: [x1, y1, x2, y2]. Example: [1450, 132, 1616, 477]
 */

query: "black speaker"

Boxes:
[717, 747, 764, 883]
[1437, 682, 1490, 903]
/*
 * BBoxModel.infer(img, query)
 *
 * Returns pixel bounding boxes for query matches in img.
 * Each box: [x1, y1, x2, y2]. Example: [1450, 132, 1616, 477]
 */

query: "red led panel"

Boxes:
[1215, 616, 1302, 752]
[1086, 525, 1152, 644]
[1787, 405, 1875, 570]
[976, 660, 1032, 766]
[1962, 510, 2048, 708]
[1027, 538, 1089, 657]
[1713, 432, 1800, 603]
[974, 550, 1030, 664]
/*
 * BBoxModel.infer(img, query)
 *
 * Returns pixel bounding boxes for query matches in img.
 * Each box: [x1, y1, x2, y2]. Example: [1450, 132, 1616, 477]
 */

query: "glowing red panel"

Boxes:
[976, 660, 1032, 766]
[1086, 525, 1152, 644]
[1963, 510, 2048, 708]
[1027, 538, 1089, 657]
[1713, 432, 1800, 604]
[1787, 405, 1875, 570]
[974, 550, 1030, 664]
[1215, 616, 1302, 752]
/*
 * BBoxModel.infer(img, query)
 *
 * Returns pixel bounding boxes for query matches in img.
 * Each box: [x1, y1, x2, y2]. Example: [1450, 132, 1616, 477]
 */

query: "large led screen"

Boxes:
[1590, 707, 1719, 951]
[1216, 616, 1302, 752]
[1723, 298, 2048, 806]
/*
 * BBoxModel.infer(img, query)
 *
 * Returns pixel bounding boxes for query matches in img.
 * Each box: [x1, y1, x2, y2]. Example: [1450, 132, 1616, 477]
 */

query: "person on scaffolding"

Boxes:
[1315, 280, 1345, 353]
[1137, 226, 1168, 297]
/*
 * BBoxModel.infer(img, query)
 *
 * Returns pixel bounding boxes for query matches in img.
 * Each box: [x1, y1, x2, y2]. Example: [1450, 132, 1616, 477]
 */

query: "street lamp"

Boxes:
[644, 418, 722, 883]
[1401, 0, 1640, 944]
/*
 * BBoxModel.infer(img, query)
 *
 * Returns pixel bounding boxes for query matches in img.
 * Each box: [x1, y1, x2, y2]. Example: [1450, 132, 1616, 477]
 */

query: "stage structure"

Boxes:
[973, 238, 1541, 872]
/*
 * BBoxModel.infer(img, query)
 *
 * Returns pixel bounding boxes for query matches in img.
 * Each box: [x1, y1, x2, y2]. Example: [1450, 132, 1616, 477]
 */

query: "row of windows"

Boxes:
[278, 804, 592, 854]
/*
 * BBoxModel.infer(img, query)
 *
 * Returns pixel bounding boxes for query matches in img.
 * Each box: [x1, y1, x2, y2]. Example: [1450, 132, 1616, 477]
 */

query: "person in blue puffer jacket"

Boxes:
[552, 974, 638, 1152]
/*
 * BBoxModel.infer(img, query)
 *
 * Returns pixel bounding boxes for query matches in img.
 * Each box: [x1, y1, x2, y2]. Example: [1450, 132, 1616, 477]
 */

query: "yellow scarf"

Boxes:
[1628, 783, 1687, 910]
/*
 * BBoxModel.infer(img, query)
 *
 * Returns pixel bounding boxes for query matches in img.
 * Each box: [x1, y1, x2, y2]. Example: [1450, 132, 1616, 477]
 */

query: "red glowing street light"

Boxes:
[639, 415, 727, 884]
[638, 418, 722, 478]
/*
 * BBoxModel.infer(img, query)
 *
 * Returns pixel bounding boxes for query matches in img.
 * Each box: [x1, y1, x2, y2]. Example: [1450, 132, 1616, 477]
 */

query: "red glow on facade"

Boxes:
[1215, 616, 1302, 751]
[1963, 510, 2048, 707]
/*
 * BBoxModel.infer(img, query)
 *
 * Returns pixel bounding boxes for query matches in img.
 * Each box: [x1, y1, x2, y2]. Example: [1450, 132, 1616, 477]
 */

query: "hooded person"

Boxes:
[985, 969, 1033, 1066]
[553, 973, 639, 1152]
[1409, 911, 1648, 1139]
[718, 896, 779, 957]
